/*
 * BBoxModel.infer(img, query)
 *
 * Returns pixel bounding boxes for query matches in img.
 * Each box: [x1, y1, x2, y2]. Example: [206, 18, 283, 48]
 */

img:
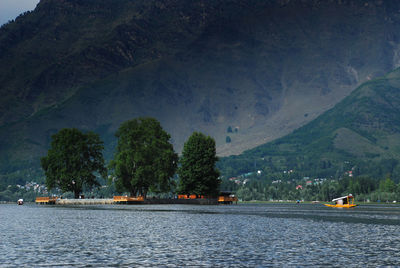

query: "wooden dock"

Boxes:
[56, 198, 114, 205]
[34, 196, 226, 205]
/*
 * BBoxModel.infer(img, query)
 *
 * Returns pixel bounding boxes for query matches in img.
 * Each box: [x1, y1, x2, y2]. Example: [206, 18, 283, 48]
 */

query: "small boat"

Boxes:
[17, 199, 24, 205]
[324, 194, 357, 208]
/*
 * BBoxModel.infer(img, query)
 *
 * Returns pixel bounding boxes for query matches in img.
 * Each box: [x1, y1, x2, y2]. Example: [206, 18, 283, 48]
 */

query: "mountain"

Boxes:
[2, 0, 400, 182]
[218, 67, 400, 180]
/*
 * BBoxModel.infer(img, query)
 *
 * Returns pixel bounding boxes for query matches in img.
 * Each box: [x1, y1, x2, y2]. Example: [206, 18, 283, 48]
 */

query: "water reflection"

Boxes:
[1, 203, 399, 266]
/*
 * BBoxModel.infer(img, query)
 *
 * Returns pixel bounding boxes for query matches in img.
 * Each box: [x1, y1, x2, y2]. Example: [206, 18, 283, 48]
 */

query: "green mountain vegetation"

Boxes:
[3, 0, 400, 186]
[218, 68, 400, 182]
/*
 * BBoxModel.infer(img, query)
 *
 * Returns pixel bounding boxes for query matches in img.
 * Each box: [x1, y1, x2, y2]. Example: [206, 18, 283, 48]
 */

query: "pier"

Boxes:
[35, 191, 238, 205]
[35, 196, 219, 205]
[56, 198, 114, 205]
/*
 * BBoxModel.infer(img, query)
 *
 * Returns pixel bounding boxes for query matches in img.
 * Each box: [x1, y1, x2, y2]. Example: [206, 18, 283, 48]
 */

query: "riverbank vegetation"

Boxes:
[33, 117, 220, 201]
[2, 174, 400, 203]
[220, 175, 400, 203]
[3, 116, 400, 203]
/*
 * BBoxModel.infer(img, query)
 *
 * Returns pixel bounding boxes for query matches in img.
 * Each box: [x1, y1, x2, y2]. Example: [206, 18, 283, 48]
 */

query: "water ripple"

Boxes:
[1, 203, 399, 267]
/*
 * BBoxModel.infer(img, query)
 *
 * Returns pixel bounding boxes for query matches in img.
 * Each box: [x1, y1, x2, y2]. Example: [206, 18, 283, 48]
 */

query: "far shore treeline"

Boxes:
[2, 117, 400, 202]
[40, 117, 220, 200]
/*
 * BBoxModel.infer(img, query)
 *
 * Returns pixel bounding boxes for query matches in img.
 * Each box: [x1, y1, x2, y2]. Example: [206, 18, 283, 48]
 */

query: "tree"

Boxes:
[41, 128, 106, 199]
[110, 117, 177, 197]
[380, 177, 396, 193]
[178, 132, 220, 197]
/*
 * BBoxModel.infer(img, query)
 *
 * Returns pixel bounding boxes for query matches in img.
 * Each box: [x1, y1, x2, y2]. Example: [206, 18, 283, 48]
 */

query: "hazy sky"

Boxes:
[0, 0, 40, 26]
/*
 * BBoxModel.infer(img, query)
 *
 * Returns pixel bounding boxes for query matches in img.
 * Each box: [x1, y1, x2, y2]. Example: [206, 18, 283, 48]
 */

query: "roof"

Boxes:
[332, 194, 353, 202]
[219, 191, 236, 196]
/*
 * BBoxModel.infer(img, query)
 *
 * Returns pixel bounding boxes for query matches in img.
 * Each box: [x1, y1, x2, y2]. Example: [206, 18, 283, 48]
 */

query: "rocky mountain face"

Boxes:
[219, 67, 400, 179]
[2, 0, 400, 179]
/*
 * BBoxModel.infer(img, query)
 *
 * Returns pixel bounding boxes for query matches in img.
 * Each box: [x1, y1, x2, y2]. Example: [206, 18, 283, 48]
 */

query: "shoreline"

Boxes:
[2, 200, 399, 206]
[33, 197, 220, 205]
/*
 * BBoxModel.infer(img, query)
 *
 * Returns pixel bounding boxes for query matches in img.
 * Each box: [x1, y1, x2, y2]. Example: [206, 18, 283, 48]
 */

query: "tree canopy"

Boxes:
[41, 128, 106, 198]
[110, 117, 178, 197]
[178, 132, 220, 197]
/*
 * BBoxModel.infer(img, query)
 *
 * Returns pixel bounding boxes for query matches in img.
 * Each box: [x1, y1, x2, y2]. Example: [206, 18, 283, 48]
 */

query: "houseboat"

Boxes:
[35, 196, 57, 205]
[113, 195, 144, 204]
[218, 191, 238, 204]
[324, 194, 357, 208]
[178, 191, 238, 204]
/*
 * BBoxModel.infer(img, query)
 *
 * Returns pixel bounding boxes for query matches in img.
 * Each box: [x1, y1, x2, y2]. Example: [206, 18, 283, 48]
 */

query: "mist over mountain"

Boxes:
[2, 0, 400, 181]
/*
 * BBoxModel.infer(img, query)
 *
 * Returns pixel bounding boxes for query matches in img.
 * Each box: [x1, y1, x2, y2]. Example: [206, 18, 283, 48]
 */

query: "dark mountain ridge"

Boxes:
[2, 0, 400, 182]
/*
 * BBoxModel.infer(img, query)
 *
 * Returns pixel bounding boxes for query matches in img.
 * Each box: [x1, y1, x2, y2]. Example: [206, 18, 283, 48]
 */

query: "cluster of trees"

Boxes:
[26, 116, 400, 203]
[41, 117, 220, 199]
[219, 154, 400, 184]
[225, 126, 238, 143]
[0, 184, 37, 202]
[221, 175, 400, 202]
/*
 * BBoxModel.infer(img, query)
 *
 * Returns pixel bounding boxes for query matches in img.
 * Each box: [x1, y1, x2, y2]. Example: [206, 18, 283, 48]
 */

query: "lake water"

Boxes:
[1, 203, 400, 267]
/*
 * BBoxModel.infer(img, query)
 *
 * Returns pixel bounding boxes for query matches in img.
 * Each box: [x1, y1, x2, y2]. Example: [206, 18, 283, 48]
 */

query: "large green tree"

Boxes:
[178, 132, 220, 197]
[41, 128, 106, 198]
[110, 117, 178, 197]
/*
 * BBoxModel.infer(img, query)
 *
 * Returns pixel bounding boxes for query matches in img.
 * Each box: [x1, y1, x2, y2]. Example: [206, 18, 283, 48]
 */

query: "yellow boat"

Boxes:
[324, 194, 357, 208]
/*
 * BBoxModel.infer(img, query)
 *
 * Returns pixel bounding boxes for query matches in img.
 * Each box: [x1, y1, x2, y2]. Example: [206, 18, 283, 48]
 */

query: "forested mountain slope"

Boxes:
[2, 0, 400, 182]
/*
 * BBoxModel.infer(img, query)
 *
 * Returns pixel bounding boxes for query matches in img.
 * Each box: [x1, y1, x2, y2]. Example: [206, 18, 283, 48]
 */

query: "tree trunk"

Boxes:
[74, 190, 80, 199]
[130, 189, 136, 197]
